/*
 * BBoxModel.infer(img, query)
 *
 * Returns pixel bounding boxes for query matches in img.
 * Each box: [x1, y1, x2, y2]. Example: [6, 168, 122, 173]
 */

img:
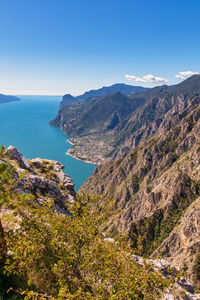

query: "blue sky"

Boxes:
[0, 0, 200, 95]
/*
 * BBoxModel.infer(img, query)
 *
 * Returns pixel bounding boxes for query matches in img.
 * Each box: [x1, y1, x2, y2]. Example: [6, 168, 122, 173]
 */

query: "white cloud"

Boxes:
[125, 75, 146, 83]
[125, 73, 168, 84]
[175, 70, 199, 80]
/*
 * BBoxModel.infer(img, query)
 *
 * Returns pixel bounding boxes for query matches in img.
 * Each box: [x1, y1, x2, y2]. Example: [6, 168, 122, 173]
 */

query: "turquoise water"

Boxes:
[0, 96, 97, 190]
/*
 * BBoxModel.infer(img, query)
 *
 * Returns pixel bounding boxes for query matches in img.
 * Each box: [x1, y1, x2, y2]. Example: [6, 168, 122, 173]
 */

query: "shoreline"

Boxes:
[66, 151, 100, 166]
[66, 139, 74, 146]
[66, 136, 109, 166]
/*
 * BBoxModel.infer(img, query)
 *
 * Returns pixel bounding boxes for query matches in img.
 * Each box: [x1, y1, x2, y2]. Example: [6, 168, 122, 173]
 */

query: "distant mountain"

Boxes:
[0, 94, 20, 104]
[59, 83, 149, 109]
[75, 83, 149, 102]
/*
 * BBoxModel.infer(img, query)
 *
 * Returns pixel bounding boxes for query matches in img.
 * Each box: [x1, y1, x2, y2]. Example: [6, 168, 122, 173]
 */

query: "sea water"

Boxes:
[0, 96, 96, 190]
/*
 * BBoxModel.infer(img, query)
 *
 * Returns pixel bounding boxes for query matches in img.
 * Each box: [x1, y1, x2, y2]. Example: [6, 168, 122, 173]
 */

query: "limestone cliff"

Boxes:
[2, 146, 75, 213]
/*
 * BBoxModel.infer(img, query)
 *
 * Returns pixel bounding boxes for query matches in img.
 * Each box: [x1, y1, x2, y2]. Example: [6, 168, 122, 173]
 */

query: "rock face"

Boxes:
[7, 146, 34, 172]
[2, 146, 75, 213]
[80, 91, 200, 286]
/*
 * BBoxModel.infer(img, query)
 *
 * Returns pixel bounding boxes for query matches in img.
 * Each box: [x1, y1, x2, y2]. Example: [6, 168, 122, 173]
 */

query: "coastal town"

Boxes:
[66, 135, 113, 165]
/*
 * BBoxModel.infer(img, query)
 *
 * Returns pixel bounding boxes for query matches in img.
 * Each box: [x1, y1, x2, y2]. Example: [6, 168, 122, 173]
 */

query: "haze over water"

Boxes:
[0, 96, 96, 190]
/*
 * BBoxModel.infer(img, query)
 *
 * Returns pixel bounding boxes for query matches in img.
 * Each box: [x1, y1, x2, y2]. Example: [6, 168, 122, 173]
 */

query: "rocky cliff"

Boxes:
[80, 93, 200, 286]
[1, 146, 75, 214]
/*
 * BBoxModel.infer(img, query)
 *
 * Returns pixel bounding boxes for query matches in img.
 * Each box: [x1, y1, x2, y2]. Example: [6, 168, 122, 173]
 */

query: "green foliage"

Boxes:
[194, 251, 200, 280]
[0, 160, 169, 299]
[131, 192, 197, 256]
[131, 174, 139, 194]
[130, 150, 137, 164]
[0, 145, 5, 158]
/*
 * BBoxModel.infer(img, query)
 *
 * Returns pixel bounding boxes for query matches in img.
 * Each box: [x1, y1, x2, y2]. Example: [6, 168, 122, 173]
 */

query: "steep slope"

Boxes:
[0, 94, 20, 104]
[80, 95, 200, 285]
[111, 75, 200, 157]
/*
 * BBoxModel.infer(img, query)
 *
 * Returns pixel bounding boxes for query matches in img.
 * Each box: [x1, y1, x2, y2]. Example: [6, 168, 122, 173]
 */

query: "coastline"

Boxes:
[66, 151, 100, 165]
[66, 136, 109, 166]
[66, 139, 74, 146]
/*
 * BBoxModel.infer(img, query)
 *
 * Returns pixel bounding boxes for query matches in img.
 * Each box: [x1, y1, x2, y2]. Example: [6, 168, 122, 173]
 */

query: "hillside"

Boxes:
[0, 94, 20, 104]
[80, 92, 200, 287]
[59, 83, 149, 109]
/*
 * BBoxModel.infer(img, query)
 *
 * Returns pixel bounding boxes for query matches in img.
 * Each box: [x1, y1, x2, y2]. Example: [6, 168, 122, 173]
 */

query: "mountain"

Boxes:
[0, 94, 20, 104]
[80, 92, 200, 287]
[50, 75, 200, 164]
[112, 74, 200, 157]
[50, 90, 149, 164]
[59, 94, 77, 109]
[51, 92, 146, 137]
[58, 83, 149, 109]
[75, 83, 149, 102]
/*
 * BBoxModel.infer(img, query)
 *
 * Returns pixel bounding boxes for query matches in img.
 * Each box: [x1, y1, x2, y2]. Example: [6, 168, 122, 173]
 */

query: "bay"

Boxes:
[0, 96, 97, 190]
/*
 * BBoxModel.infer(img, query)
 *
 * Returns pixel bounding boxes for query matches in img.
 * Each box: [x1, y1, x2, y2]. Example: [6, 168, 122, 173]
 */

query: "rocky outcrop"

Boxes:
[133, 255, 200, 299]
[1, 146, 75, 213]
[6, 145, 34, 172]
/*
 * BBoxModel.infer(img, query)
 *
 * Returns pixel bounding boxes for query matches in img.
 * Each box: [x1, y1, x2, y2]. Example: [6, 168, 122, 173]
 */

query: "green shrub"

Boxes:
[131, 174, 139, 193]
[194, 251, 200, 280]
[130, 150, 137, 164]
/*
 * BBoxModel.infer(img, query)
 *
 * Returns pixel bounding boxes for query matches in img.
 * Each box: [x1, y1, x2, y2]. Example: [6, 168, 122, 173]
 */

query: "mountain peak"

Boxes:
[171, 74, 200, 95]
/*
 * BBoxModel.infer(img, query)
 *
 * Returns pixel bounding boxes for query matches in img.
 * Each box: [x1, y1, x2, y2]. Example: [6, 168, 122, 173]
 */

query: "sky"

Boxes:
[0, 0, 200, 95]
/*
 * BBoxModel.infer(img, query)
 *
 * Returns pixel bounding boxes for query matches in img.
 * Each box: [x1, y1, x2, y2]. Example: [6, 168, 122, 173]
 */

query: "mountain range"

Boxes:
[59, 83, 149, 109]
[50, 75, 200, 162]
